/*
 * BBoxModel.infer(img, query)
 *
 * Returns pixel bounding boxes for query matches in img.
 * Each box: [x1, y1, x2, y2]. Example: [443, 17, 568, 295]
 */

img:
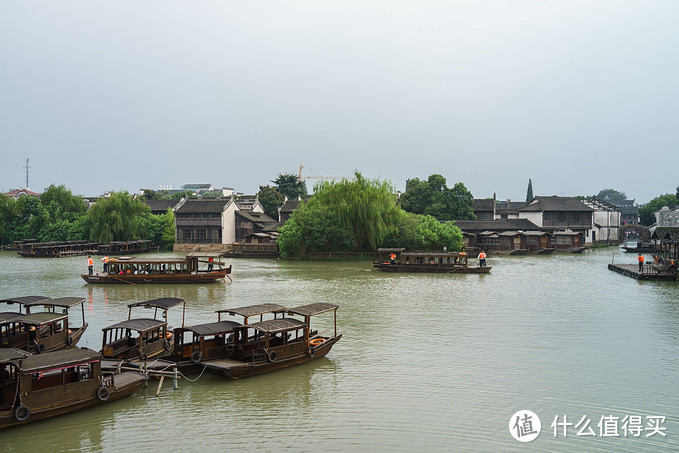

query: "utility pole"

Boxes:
[24, 158, 30, 189]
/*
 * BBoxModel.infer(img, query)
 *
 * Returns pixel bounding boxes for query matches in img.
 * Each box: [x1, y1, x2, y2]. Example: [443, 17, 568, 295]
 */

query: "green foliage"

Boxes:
[381, 213, 463, 251]
[257, 185, 284, 219]
[639, 194, 678, 226]
[400, 175, 475, 221]
[526, 179, 534, 202]
[199, 191, 221, 198]
[273, 173, 307, 199]
[88, 192, 150, 243]
[40, 185, 87, 221]
[597, 188, 627, 205]
[312, 172, 401, 250]
[278, 172, 464, 258]
[278, 205, 355, 258]
[143, 208, 175, 250]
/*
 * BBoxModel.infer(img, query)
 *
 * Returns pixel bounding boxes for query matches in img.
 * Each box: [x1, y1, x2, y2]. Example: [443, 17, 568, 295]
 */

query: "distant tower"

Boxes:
[24, 158, 30, 189]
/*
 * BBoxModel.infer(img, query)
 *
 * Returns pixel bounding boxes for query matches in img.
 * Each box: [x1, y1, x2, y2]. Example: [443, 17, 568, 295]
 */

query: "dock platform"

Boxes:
[608, 263, 678, 281]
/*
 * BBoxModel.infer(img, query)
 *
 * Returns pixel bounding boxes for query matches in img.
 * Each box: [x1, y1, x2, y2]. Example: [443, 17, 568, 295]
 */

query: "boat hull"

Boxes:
[81, 269, 229, 284]
[373, 263, 491, 273]
[205, 335, 341, 379]
[0, 372, 146, 429]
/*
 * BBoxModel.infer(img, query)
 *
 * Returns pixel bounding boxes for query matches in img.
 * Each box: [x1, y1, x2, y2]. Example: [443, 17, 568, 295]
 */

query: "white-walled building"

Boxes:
[584, 197, 622, 244]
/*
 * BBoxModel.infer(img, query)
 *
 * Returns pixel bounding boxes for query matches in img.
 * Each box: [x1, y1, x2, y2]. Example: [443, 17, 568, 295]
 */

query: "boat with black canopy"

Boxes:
[205, 303, 341, 379]
[101, 298, 186, 362]
[373, 248, 492, 273]
[0, 347, 146, 429]
[164, 303, 286, 374]
[81, 252, 231, 284]
[0, 297, 88, 353]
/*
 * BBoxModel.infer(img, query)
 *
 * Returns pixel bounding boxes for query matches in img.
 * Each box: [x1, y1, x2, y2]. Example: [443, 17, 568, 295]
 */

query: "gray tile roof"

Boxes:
[519, 196, 594, 212]
[451, 219, 542, 232]
[473, 199, 495, 212]
[175, 198, 230, 214]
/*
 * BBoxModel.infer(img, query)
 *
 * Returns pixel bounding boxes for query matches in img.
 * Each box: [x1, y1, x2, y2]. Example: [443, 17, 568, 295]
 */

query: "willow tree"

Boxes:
[88, 191, 150, 243]
[312, 172, 401, 250]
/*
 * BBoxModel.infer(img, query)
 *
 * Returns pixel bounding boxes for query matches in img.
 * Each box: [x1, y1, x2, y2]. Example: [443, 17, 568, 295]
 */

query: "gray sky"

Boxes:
[2, 1, 678, 203]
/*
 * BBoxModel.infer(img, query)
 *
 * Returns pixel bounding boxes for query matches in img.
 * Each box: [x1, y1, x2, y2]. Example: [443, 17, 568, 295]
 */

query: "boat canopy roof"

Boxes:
[400, 252, 468, 258]
[288, 303, 338, 317]
[0, 348, 31, 363]
[111, 257, 188, 264]
[15, 312, 67, 326]
[217, 303, 286, 318]
[377, 248, 406, 253]
[185, 252, 223, 258]
[19, 348, 101, 372]
[176, 320, 241, 336]
[128, 297, 186, 311]
[0, 312, 22, 323]
[24, 297, 85, 309]
[0, 295, 51, 305]
[103, 318, 166, 332]
[248, 318, 307, 334]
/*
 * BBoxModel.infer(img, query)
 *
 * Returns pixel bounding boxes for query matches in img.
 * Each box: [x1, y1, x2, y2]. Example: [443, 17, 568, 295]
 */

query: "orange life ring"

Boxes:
[310, 338, 325, 346]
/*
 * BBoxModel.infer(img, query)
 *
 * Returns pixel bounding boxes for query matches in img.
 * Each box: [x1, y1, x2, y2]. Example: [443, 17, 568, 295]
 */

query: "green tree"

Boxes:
[88, 191, 150, 243]
[526, 179, 534, 202]
[312, 172, 401, 250]
[400, 175, 475, 221]
[143, 208, 175, 249]
[596, 188, 628, 205]
[638, 194, 677, 225]
[257, 185, 284, 220]
[381, 213, 463, 251]
[273, 173, 307, 199]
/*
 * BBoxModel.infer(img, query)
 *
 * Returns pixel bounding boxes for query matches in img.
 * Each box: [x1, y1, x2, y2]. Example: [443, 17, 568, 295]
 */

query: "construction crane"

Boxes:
[297, 164, 348, 182]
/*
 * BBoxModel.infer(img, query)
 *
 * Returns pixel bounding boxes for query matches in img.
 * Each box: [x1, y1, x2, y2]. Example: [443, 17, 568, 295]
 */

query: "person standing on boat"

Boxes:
[101, 255, 109, 273]
[638, 253, 645, 272]
[87, 256, 94, 275]
[478, 250, 487, 267]
[208, 256, 214, 272]
[390, 253, 396, 264]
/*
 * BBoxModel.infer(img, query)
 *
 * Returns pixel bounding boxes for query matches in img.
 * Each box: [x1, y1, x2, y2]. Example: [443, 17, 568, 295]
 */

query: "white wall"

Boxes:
[222, 200, 237, 244]
[518, 212, 543, 227]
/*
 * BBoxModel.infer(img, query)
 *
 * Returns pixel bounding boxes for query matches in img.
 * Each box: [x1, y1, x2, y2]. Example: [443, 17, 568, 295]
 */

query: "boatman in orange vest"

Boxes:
[638, 253, 644, 272]
[208, 256, 214, 272]
[87, 256, 94, 275]
[101, 255, 109, 273]
[390, 253, 396, 264]
[478, 250, 487, 267]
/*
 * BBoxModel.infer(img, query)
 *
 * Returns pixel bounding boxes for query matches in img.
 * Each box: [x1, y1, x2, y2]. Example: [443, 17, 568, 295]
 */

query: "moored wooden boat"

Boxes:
[101, 298, 186, 361]
[205, 303, 341, 379]
[0, 348, 146, 429]
[81, 253, 231, 284]
[0, 297, 88, 353]
[373, 248, 492, 273]
[165, 303, 285, 374]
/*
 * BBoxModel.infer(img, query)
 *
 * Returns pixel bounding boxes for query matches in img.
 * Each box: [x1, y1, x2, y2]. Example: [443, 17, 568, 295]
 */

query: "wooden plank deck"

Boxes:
[608, 263, 678, 281]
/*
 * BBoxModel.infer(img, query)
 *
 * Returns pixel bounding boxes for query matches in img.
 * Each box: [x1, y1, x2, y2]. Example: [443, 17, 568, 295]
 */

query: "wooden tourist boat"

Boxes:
[0, 348, 146, 429]
[97, 240, 153, 256]
[101, 298, 186, 361]
[166, 303, 285, 374]
[81, 252, 231, 284]
[622, 242, 659, 253]
[0, 296, 52, 316]
[18, 240, 101, 258]
[205, 303, 341, 379]
[373, 248, 492, 273]
[0, 297, 88, 354]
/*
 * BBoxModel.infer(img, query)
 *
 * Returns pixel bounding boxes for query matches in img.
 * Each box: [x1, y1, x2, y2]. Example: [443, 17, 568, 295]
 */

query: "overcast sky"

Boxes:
[2, 1, 678, 203]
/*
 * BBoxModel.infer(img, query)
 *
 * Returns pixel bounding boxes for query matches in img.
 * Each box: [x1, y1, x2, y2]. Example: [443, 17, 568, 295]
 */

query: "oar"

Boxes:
[112, 275, 136, 285]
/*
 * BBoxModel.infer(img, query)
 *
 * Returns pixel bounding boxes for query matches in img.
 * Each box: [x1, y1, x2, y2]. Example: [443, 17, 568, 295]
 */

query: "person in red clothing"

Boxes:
[87, 256, 94, 275]
[638, 253, 644, 273]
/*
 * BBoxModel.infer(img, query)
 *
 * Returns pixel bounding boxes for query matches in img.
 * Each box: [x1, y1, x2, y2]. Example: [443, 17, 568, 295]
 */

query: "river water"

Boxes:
[0, 248, 677, 452]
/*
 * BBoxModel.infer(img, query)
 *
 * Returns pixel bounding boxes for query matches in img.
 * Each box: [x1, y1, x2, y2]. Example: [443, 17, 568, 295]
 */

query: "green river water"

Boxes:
[0, 248, 678, 452]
